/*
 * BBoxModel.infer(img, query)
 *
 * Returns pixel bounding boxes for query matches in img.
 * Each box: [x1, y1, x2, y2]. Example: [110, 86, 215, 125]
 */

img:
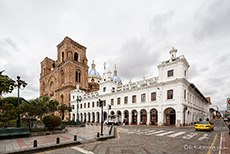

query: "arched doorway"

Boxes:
[111, 111, 115, 115]
[72, 113, 75, 121]
[140, 109, 147, 125]
[117, 110, 122, 123]
[124, 110, 129, 125]
[131, 110, 137, 125]
[150, 108, 158, 125]
[103, 112, 107, 121]
[84, 113, 86, 123]
[92, 112, 95, 123]
[164, 108, 176, 125]
[96, 112, 100, 123]
[88, 113, 91, 122]
[80, 113, 83, 122]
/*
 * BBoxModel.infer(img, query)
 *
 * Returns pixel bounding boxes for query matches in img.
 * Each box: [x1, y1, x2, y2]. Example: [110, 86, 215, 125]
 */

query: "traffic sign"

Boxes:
[228, 99, 230, 105]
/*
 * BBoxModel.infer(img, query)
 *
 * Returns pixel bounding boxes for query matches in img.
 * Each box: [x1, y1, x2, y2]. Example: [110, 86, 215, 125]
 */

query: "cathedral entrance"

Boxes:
[140, 109, 147, 125]
[150, 108, 158, 125]
[164, 108, 176, 125]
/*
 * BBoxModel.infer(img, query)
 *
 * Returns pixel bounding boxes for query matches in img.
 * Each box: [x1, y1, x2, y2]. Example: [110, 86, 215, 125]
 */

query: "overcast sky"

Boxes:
[0, 0, 229, 111]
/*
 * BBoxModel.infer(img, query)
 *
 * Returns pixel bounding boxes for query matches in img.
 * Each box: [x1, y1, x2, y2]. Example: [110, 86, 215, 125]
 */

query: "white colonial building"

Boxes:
[70, 47, 211, 126]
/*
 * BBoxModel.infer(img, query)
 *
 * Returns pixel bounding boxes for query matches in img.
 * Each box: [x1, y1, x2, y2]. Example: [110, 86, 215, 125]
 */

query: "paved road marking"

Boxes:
[156, 131, 174, 136]
[207, 134, 217, 154]
[167, 132, 186, 138]
[146, 130, 165, 135]
[198, 134, 208, 141]
[147, 130, 156, 132]
[72, 147, 94, 154]
[183, 133, 198, 139]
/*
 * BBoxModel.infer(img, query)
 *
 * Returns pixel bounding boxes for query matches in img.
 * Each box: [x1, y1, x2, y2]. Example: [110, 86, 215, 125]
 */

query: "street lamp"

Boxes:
[16, 76, 27, 128]
[76, 96, 82, 125]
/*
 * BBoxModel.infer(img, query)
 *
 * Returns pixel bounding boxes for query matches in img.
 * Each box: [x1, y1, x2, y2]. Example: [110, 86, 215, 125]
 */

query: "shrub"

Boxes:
[43, 115, 62, 130]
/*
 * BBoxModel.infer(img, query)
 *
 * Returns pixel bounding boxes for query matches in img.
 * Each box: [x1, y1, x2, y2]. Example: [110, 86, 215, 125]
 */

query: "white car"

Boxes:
[104, 116, 119, 125]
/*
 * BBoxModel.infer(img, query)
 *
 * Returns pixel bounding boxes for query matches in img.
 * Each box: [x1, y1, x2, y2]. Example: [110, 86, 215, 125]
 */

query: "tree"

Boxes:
[41, 96, 59, 115]
[0, 97, 27, 127]
[0, 71, 16, 96]
[58, 104, 72, 120]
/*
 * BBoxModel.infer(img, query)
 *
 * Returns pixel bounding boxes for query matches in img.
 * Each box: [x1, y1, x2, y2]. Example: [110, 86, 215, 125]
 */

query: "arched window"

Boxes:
[75, 71, 81, 83]
[61, 95, 64, 104]
[51, 82, 54, 92]
[74, 53, 78, 61]
[61, 70, 64, 84]
[62, 52, 64, 62]
[43, 68, 45, 75]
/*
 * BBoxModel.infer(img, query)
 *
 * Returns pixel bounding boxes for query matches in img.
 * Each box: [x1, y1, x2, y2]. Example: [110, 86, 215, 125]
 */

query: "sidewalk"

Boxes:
[0, 125, 112, 154]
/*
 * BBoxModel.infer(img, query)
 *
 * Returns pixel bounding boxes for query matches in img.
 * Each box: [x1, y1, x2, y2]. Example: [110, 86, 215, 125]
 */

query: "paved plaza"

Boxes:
[37, 119, 229, 154]
[0, 125, 110, 154]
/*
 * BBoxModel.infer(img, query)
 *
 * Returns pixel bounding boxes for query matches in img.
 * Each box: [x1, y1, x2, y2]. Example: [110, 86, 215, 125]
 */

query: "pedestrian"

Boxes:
[123, 118, 126, 125]
[199, 118, 202, 122]
[206, 118, 209, 121]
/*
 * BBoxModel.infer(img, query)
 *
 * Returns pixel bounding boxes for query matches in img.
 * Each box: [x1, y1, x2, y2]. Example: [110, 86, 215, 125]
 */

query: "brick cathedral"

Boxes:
[40, 37, 100, 120]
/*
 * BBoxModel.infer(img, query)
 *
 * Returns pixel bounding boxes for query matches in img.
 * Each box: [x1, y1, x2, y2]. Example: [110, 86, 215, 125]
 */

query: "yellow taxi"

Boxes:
[195, 121, 214, 131]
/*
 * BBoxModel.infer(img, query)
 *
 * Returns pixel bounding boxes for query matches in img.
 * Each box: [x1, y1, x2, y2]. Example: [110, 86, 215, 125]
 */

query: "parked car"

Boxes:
[195, 121, 214, 132]
[104, 115, 119, 125]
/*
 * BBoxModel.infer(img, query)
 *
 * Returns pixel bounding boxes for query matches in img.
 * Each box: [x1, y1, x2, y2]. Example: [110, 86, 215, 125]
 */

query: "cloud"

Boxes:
[108, 36, 160, 82]
[149, 11, 174, 41]
[193, 1, 230, 40]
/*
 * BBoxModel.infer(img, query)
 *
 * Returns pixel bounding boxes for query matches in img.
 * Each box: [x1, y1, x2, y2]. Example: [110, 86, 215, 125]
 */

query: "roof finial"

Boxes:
[104, 62, 106, 71]
[169, 47, 177, 58]
[114, 64, 117, 76]
[91, 60, 95, 70]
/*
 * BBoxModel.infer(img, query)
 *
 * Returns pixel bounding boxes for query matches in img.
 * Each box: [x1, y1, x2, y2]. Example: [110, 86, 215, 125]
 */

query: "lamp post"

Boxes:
[76, 96, 81, 125]
[16, 76, 27, 128]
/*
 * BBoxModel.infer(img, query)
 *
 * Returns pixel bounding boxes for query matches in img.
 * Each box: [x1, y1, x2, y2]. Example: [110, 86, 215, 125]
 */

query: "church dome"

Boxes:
[112, 75, 122, 83]
[89, 70, 101, 77]
[88, 61, 101, 79]
[112, 64, 122, 83]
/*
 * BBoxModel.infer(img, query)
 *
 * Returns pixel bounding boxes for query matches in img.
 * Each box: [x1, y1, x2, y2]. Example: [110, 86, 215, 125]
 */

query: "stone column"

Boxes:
[137, 111, 141, 125]
[157, 111, 164, 126]
[129, 112, 132, 125]
[147, 111, 150, 125]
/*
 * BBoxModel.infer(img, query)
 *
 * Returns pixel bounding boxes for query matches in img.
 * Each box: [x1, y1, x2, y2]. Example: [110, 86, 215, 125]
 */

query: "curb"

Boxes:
[5, 141, 81, 154]
[5, 127, 116, 154]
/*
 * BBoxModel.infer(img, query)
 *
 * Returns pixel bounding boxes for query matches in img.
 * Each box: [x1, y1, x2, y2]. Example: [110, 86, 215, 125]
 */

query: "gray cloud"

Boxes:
[193, 0, 230, 40]
[108, 36, 160, 82]
[149, 11, 174, 41]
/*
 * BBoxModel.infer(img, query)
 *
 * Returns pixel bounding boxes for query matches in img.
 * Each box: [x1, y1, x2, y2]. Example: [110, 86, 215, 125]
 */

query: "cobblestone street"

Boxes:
[38, 120, 228, 154]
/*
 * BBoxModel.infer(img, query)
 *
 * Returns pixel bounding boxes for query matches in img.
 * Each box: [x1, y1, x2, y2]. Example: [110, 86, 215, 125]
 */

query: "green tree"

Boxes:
[0, 97, 27, 127]
[58, 104, 72, 120]
[41, 96, 59, 115]
[0, 71, 16, 96]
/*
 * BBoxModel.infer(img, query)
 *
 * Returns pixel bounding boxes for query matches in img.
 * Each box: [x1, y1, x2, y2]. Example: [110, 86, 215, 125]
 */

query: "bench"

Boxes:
[0, 128, 30, 137]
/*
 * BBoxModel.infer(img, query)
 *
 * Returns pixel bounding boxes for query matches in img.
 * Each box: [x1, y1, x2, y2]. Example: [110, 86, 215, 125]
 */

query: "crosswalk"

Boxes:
[118, 128, 211, 141]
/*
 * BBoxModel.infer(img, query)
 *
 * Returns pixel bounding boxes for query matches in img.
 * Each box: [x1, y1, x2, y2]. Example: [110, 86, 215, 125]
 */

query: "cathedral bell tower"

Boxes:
[40, 36, 89, 120]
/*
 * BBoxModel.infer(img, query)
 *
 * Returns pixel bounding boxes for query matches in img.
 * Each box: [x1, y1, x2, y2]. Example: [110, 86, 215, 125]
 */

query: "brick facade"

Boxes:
[40, 36, 89, 120]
